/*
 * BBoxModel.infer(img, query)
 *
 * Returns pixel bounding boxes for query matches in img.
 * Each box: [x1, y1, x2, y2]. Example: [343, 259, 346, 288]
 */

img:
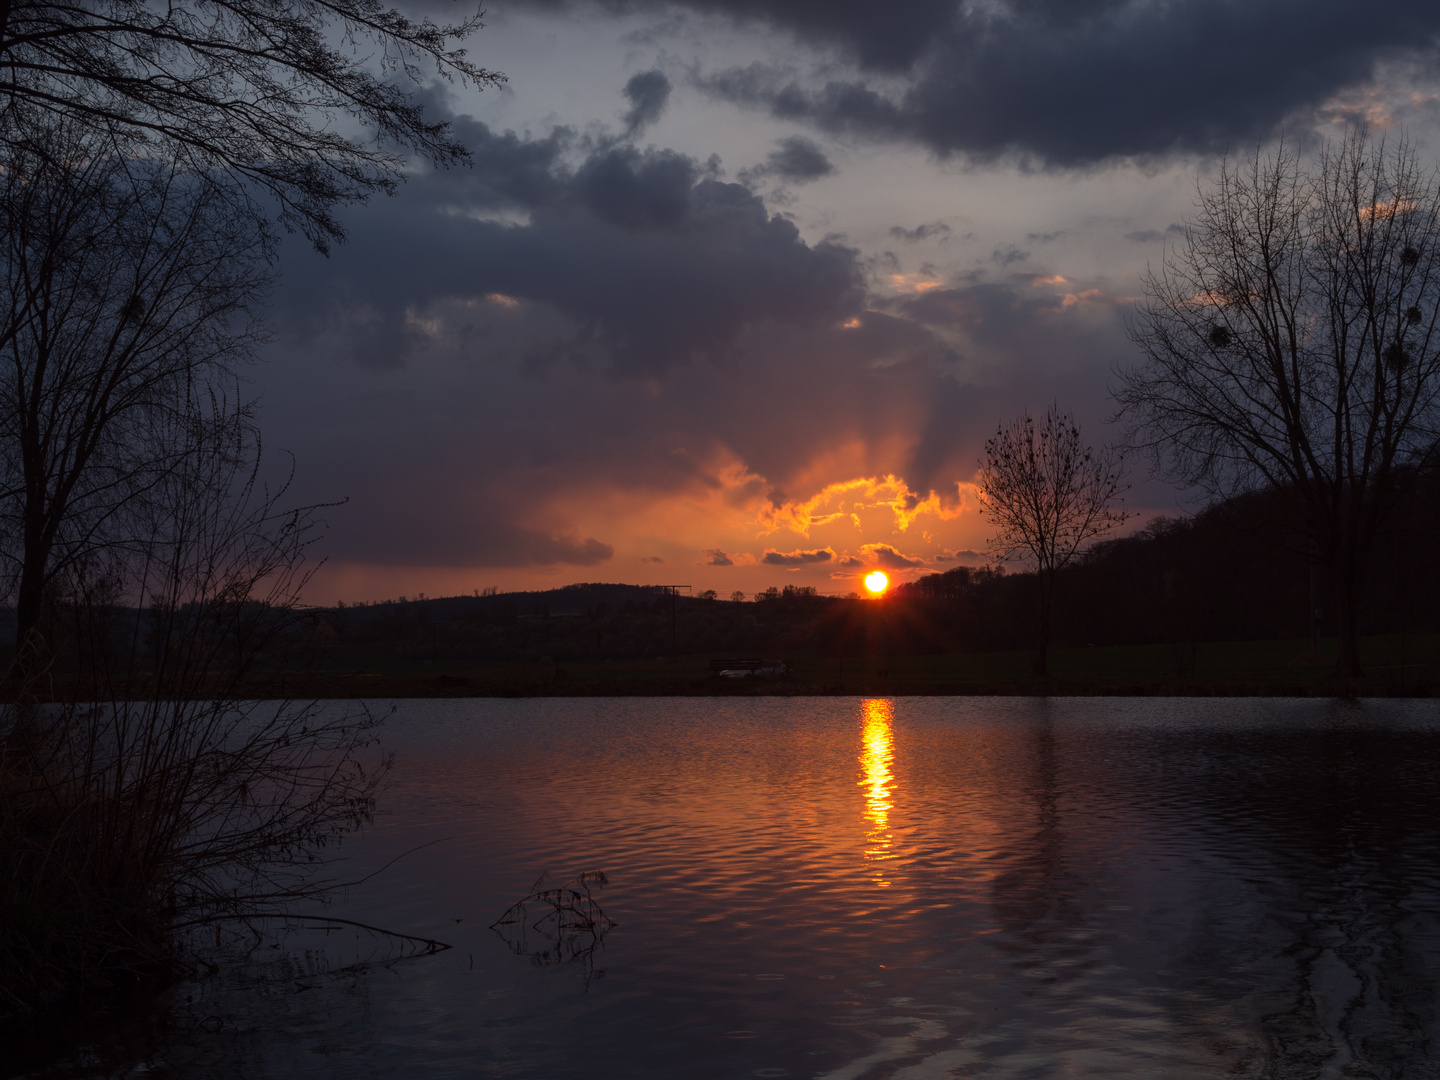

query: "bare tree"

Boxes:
[0, 124, 271, 679]
[0, 0, 504, 248]
[0, 405, 385, 1010]
[1116, 132, 1440, 677]
[978, 405, 1129, 674]
[0, 125, 393, 1014]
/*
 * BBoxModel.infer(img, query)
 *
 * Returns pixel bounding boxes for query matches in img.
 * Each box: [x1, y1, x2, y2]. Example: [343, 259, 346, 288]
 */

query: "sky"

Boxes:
[257, 0, 1440, 604]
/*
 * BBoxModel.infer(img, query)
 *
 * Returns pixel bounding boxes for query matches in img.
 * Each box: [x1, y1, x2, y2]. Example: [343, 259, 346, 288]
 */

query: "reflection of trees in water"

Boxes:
[987, 703, 1093, 977]
[1141, 708, 1440, 1077]
[5, 919, 462, 1078]
[490, 871, 616, 985]
[981, 702, 1440, 1076]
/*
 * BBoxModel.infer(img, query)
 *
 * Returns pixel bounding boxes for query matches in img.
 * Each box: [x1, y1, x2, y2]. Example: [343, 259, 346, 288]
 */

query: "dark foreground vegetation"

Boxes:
[0, 0, 501, 1021]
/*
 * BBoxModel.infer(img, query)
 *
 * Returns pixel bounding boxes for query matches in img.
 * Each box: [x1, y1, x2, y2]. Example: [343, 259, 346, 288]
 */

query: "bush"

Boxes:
[0, 424, 383, 1015]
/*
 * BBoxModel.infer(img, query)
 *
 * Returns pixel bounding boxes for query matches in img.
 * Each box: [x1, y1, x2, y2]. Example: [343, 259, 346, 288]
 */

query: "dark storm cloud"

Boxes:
[622, 69, 672, 135]
[678, 0, 1440, 163]
[263, 110, 891, 569]
[573, 145, 698, 230]
[704, 548, 735, 566]
[275, 115, 864, 376]
[261, 301, 996, 570]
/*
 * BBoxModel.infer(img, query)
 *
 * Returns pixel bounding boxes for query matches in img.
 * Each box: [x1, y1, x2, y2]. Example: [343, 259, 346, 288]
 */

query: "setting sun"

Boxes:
[864, 570, 889, 595]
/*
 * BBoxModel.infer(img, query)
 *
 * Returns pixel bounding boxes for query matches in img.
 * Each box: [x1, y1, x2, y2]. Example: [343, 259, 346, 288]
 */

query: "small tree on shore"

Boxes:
[978, 405, 1129, 674]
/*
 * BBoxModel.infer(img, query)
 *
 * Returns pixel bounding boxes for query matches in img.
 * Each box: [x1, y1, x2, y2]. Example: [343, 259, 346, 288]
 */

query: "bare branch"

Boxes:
[0, 0, 505, 248]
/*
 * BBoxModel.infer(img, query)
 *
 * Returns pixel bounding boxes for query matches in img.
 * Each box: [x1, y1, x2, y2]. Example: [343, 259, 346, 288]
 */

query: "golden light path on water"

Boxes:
[858, 698, 896, 887]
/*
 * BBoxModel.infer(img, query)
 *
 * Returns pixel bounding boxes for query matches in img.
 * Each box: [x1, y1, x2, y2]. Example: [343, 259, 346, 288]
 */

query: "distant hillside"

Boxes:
[302, 469, 1440, 666]
[323, 582, 673, 624]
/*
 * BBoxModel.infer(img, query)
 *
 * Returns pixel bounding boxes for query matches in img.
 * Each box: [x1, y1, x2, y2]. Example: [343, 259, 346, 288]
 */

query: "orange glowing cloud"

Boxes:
[887, 273, 945, 294]
[757, 475, 974, 537]
[304, 438, 995, 603]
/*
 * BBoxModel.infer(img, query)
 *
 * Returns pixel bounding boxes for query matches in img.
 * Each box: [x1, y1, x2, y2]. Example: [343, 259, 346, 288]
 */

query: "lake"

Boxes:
[18, 696, 1440, 1079]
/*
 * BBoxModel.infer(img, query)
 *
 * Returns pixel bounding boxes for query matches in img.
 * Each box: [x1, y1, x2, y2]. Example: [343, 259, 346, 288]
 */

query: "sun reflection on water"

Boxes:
[859, 698, 896, 887]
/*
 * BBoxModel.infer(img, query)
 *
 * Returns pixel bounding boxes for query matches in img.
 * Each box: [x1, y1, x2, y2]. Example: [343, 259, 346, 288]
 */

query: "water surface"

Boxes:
[30, 696, 1440, 1078]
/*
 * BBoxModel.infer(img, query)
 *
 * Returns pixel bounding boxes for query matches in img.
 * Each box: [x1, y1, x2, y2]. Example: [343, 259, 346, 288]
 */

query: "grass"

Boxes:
[208, 632, 1440, 698]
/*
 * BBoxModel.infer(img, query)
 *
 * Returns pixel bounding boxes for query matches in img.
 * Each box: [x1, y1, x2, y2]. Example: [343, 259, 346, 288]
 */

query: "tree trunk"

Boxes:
[1033, 571, 1052, 676]
[1332, 558, 1364, 679]
[11, 566, 44, 679]
[8, 495, 51, 681]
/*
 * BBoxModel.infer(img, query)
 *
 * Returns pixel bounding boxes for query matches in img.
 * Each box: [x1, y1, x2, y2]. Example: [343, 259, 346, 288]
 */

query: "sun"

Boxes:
[864, 570, 889, 595]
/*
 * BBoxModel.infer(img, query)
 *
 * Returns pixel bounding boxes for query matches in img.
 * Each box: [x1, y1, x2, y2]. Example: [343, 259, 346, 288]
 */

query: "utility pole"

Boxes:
[654, 585, 690, 659]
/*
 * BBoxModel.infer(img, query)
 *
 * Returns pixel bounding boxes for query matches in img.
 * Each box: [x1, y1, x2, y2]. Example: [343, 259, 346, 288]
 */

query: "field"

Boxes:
[232, 632, 1440, 699]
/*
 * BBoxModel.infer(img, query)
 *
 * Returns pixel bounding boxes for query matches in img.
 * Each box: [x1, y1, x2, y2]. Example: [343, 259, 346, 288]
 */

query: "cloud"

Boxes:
[991, 244, 1030, 267]
[761, 547, 835, 566]
[274, 113, 865, 377]
[736, 135, 837, 191]
[1124, 223, 1186, 244]
[859, 543, 928, 570]
[259, 95, 1142, 589]
[622, 69, 672, 135]
[641, 555, 666, 563]
[703, 548, 735, 566]
[890, 222, 950, 243]
[759, 135, 836, 182]
[934, 548, 988, 564]
[686, 0, 1440, 164]
[757, 474, 967, 536]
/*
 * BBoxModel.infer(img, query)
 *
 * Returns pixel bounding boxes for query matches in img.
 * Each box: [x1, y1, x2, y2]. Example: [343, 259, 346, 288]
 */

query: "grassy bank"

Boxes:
[187, 632, 1440, 699]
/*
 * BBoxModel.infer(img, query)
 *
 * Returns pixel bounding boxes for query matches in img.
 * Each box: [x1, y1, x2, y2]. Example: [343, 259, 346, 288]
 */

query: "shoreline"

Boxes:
[8, 674, 1433, 701]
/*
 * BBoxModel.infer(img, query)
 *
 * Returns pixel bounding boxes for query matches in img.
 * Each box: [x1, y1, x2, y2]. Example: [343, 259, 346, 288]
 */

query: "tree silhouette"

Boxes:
[0, 124, 269, 677]
[979, 405, 1128, 674]
[1118, 132, 1440, 677]
[0, 0, 504, 248]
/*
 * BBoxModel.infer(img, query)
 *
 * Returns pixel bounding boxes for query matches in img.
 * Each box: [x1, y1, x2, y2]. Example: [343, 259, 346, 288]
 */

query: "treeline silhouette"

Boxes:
[309, 471, 1440, 667]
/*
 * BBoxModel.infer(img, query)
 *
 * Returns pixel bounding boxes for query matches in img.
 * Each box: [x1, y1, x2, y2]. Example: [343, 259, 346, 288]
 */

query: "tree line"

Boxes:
[300, 467, 1440, 668]
[988, 133, 1440, 678]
